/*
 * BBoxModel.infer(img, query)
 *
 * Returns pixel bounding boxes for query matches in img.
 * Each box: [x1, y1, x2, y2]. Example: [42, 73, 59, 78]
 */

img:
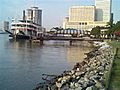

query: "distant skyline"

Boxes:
[0, 0, 120, 30]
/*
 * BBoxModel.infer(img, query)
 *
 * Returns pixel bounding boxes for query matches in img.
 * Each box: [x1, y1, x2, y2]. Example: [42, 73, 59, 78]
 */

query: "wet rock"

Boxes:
[94, 80, 103, 89]
[73, 86, 82, 90]
[56, 81, 62, 88]
[86, 86, 94, 90]
[71, 70, 75, 75]
[97, 66, 105, 72]
[82, 82, 88, 88]
[75, 83, 80, 88]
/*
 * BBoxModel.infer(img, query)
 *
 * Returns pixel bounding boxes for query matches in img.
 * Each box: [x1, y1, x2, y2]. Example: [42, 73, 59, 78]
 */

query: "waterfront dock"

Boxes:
[31, 36, 104, 45]
[37, 36, 103, 41]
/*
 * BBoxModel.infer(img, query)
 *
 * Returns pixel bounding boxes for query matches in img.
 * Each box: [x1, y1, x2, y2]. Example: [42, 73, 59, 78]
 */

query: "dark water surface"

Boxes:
[0, 34, 91, 90]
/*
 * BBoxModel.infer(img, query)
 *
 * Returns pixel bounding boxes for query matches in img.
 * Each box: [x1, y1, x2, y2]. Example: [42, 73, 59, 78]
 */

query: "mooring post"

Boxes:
[70, 40, 72, 45]
[40, 40, 43, 45]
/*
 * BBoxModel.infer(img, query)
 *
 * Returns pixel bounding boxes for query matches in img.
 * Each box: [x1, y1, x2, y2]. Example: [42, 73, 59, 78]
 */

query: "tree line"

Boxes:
[90, 21, 120, 39]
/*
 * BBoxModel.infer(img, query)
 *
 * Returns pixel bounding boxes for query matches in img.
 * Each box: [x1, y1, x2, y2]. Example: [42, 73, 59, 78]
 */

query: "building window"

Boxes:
[85, 22, 87, 25]
[82, 23, 84, 25]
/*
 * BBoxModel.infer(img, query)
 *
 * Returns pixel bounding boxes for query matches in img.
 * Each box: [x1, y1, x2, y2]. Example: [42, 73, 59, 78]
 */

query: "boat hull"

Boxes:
[9, 35, 30, 40]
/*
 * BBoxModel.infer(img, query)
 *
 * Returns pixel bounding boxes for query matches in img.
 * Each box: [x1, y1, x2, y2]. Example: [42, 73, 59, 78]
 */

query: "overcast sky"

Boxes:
[0, 0, 120, 30]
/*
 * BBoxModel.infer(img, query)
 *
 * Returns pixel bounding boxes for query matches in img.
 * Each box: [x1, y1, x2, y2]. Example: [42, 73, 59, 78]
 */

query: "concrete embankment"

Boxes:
[34, 42, 115, 90]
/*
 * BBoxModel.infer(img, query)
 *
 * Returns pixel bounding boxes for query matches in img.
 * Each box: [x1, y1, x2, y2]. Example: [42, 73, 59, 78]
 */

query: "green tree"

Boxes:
[107, 21, 120, 38]
[90, 26, 101, 38]
[106, 22, 113, 28]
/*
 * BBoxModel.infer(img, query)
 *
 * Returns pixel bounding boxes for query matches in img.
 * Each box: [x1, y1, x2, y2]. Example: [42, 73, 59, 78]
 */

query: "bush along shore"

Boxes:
[34, 42, 116, 90]
[109, 47, 120, 89]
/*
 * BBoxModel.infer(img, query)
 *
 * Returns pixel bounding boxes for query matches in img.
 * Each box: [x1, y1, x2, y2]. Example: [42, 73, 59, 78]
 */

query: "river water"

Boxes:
[0, 34, 91, 90]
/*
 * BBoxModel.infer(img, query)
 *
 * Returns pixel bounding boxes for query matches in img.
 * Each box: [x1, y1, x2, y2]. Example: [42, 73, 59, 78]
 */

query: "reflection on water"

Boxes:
[0, 35, 92, 90]
[66, 46, 91, 64]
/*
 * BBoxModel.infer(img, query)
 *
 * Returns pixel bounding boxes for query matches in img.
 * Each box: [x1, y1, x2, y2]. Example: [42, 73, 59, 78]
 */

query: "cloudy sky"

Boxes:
[0, 0, 120, 30]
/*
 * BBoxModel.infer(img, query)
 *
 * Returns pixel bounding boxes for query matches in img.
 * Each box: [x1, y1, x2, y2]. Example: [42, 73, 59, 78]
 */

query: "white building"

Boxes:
[63, 0, 112, 31]
[95, 0, 112, 22]
[27, 7, 42, 26]
[4, 21, 9, 31]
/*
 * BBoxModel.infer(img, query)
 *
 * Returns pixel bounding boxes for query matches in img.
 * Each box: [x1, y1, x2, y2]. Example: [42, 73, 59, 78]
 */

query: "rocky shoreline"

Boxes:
[34, 42, 115, 90]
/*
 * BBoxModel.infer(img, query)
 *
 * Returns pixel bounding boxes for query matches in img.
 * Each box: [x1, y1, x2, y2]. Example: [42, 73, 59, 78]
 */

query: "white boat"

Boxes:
[6, 6, 45, 39]
[6, 20, 43, 39]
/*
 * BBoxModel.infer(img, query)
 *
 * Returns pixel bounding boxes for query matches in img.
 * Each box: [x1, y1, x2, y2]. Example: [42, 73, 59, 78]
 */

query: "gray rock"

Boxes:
[56, 81, 62, 88]
[97, 66, 104, 71]
[70, 82, 75, 88]
[75, 83, 80, 88]
[94, 80, 103, 89]
[74, 86, 82, 90]
[86, 86, 93, 90]
[82, 82, 88, 88]
[71, 70, 75, 74]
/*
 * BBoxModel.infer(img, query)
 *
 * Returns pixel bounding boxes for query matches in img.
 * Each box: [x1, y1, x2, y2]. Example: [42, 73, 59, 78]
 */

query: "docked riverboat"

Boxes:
[6, 20, 43, 39]
[6, 6, 44, 39]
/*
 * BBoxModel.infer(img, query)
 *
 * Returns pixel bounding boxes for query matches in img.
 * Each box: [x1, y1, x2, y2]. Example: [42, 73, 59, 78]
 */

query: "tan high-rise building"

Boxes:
[69, 6, 95, 22]
[63, 0, 112, 31]
[63, 6, 98, 31]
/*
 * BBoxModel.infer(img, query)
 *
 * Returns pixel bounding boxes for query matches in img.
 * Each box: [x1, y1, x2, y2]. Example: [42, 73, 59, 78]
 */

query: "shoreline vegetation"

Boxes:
[34, 41, 116, 90]
[108, 41, 120, 90]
